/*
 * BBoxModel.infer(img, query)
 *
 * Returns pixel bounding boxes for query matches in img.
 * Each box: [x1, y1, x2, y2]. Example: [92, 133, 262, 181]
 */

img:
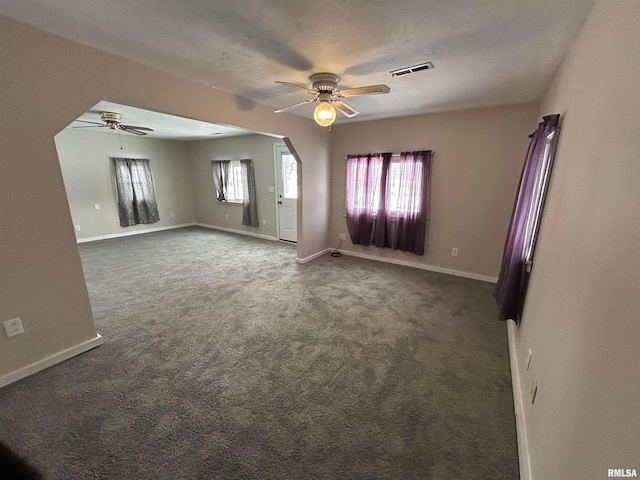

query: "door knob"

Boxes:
[278, 201, 283, 204]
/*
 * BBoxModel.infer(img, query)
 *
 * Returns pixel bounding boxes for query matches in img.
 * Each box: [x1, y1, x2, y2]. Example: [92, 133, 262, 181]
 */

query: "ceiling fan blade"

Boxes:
[333, 100, 359, 118]
[72, 125, 107, 129]
[274, 98, 317, 113]
[120, 124, 154, 131]
[275, 81, 317, 95]
[336, 84, 390, 98]
[74, 120, 105, 126]
[120, 126, 148, 135]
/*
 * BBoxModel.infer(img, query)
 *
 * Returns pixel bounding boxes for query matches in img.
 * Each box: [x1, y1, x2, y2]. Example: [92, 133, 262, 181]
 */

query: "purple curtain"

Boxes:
[372, 154, 392, 247]
[494, 114, 560, 321]
[346, 151, 431, 254]
[345, 153, 389, 245]
[392, 151, 431, 255]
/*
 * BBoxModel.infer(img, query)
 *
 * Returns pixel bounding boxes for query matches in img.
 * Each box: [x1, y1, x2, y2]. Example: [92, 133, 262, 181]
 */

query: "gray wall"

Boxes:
[329, 102, 539, 279]
[513, 0, 640, 477]
[189, 134, 283, 238]
[55, 128, 195, 240]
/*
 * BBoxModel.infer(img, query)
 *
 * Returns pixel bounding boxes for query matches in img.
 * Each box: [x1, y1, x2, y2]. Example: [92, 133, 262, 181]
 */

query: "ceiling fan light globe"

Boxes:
[313, 102, 336, 127]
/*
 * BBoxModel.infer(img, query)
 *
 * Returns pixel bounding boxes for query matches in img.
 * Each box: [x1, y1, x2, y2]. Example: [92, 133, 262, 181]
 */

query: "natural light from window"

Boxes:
[282, 154, 297, 199]
[349, 159, 422, 214]
[524, 131, 556, 263]
[226, 160, 243, 203]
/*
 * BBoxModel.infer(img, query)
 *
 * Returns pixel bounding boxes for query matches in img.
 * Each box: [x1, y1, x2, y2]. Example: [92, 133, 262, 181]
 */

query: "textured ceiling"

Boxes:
[1, 0, 594, 123]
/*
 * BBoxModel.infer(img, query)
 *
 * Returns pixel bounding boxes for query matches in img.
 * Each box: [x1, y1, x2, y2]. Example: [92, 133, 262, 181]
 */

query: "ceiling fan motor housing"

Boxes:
[274, 72, 388, 121]
[100, 111, 122, 127]
[310, 72, 340, 93]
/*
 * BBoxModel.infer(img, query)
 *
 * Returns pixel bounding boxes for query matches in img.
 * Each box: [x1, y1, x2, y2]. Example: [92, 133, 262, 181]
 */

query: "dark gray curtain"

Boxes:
[211, 160, 230, 202]
[494, 114, 560, 322]
[240, 159, 259, 227]
[113, 158, 160, 227]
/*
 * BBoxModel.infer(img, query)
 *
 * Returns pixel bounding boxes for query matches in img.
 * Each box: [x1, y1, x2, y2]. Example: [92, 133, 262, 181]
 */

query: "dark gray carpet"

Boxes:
[0, 227, 518, 479]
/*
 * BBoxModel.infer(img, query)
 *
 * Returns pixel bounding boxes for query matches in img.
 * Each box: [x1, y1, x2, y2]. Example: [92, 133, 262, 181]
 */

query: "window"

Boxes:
[225, 161, 244, 203]
[346, 156, 426, 215]
[348, 156, 383, 213]
[524, 130, 557, 264]
[211, 159, 259, 227]
[112, 157, 160, 227]
[494, 114, 560, 322]
[212, 160, 243, 203]
[281, 154, 298, 199]
[388, 160, 424, 214]
[345, 151, 432, 255]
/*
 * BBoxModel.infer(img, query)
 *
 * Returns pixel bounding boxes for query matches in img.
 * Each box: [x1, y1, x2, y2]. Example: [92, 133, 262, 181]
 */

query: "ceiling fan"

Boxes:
[274, 72, 390, 127]
[73, 112, 154, 136]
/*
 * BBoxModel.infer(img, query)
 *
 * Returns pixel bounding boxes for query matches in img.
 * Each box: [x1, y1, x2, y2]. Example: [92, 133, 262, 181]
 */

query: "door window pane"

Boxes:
[282, 154, 297, 199]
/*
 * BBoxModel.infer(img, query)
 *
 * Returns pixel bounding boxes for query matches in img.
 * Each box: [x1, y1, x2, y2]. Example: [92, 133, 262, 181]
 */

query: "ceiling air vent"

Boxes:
[390, 62, 434, 77]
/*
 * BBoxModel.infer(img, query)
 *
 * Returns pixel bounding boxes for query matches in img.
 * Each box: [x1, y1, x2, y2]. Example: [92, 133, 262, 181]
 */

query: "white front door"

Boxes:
[275, 145, 297, 243]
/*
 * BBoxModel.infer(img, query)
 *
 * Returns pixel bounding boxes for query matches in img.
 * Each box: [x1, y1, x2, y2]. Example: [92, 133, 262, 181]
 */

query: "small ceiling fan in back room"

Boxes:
[274, 72, 390, 127]
[73, 112, 154, 136]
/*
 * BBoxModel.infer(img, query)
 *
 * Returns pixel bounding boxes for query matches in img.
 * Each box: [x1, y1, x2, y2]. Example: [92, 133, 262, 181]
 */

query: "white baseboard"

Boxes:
[77, 223, 196, 243]
[0, 334, 104, 389]
[196, 223, 279, 242]
[337, 249, 498, 283]
[507, 319, 532, 480]
[295, 248, 331, 264]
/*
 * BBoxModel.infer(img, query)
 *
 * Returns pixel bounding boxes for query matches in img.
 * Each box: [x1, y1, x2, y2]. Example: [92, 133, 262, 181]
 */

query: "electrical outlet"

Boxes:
[263, 219, 267, 226]
[94, 203, 100, 210]
[451, 248, 459, 257]
[4, 317, 24, 338]
[339, 233, 346, 241]
[530, 380, 538, 404]
[225, 214, 230, 220]
[170, 212, 175, 218]
[74, 225, 81, 232]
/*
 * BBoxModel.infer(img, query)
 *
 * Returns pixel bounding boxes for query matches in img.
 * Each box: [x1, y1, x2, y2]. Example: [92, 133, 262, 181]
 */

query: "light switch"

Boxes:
[94, 203, 100, 210]
[268, 186, 275, 193]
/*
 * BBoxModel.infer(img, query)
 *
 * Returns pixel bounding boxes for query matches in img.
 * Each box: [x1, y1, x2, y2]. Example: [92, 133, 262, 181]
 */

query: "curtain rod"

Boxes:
[345, 151, 432, 159]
